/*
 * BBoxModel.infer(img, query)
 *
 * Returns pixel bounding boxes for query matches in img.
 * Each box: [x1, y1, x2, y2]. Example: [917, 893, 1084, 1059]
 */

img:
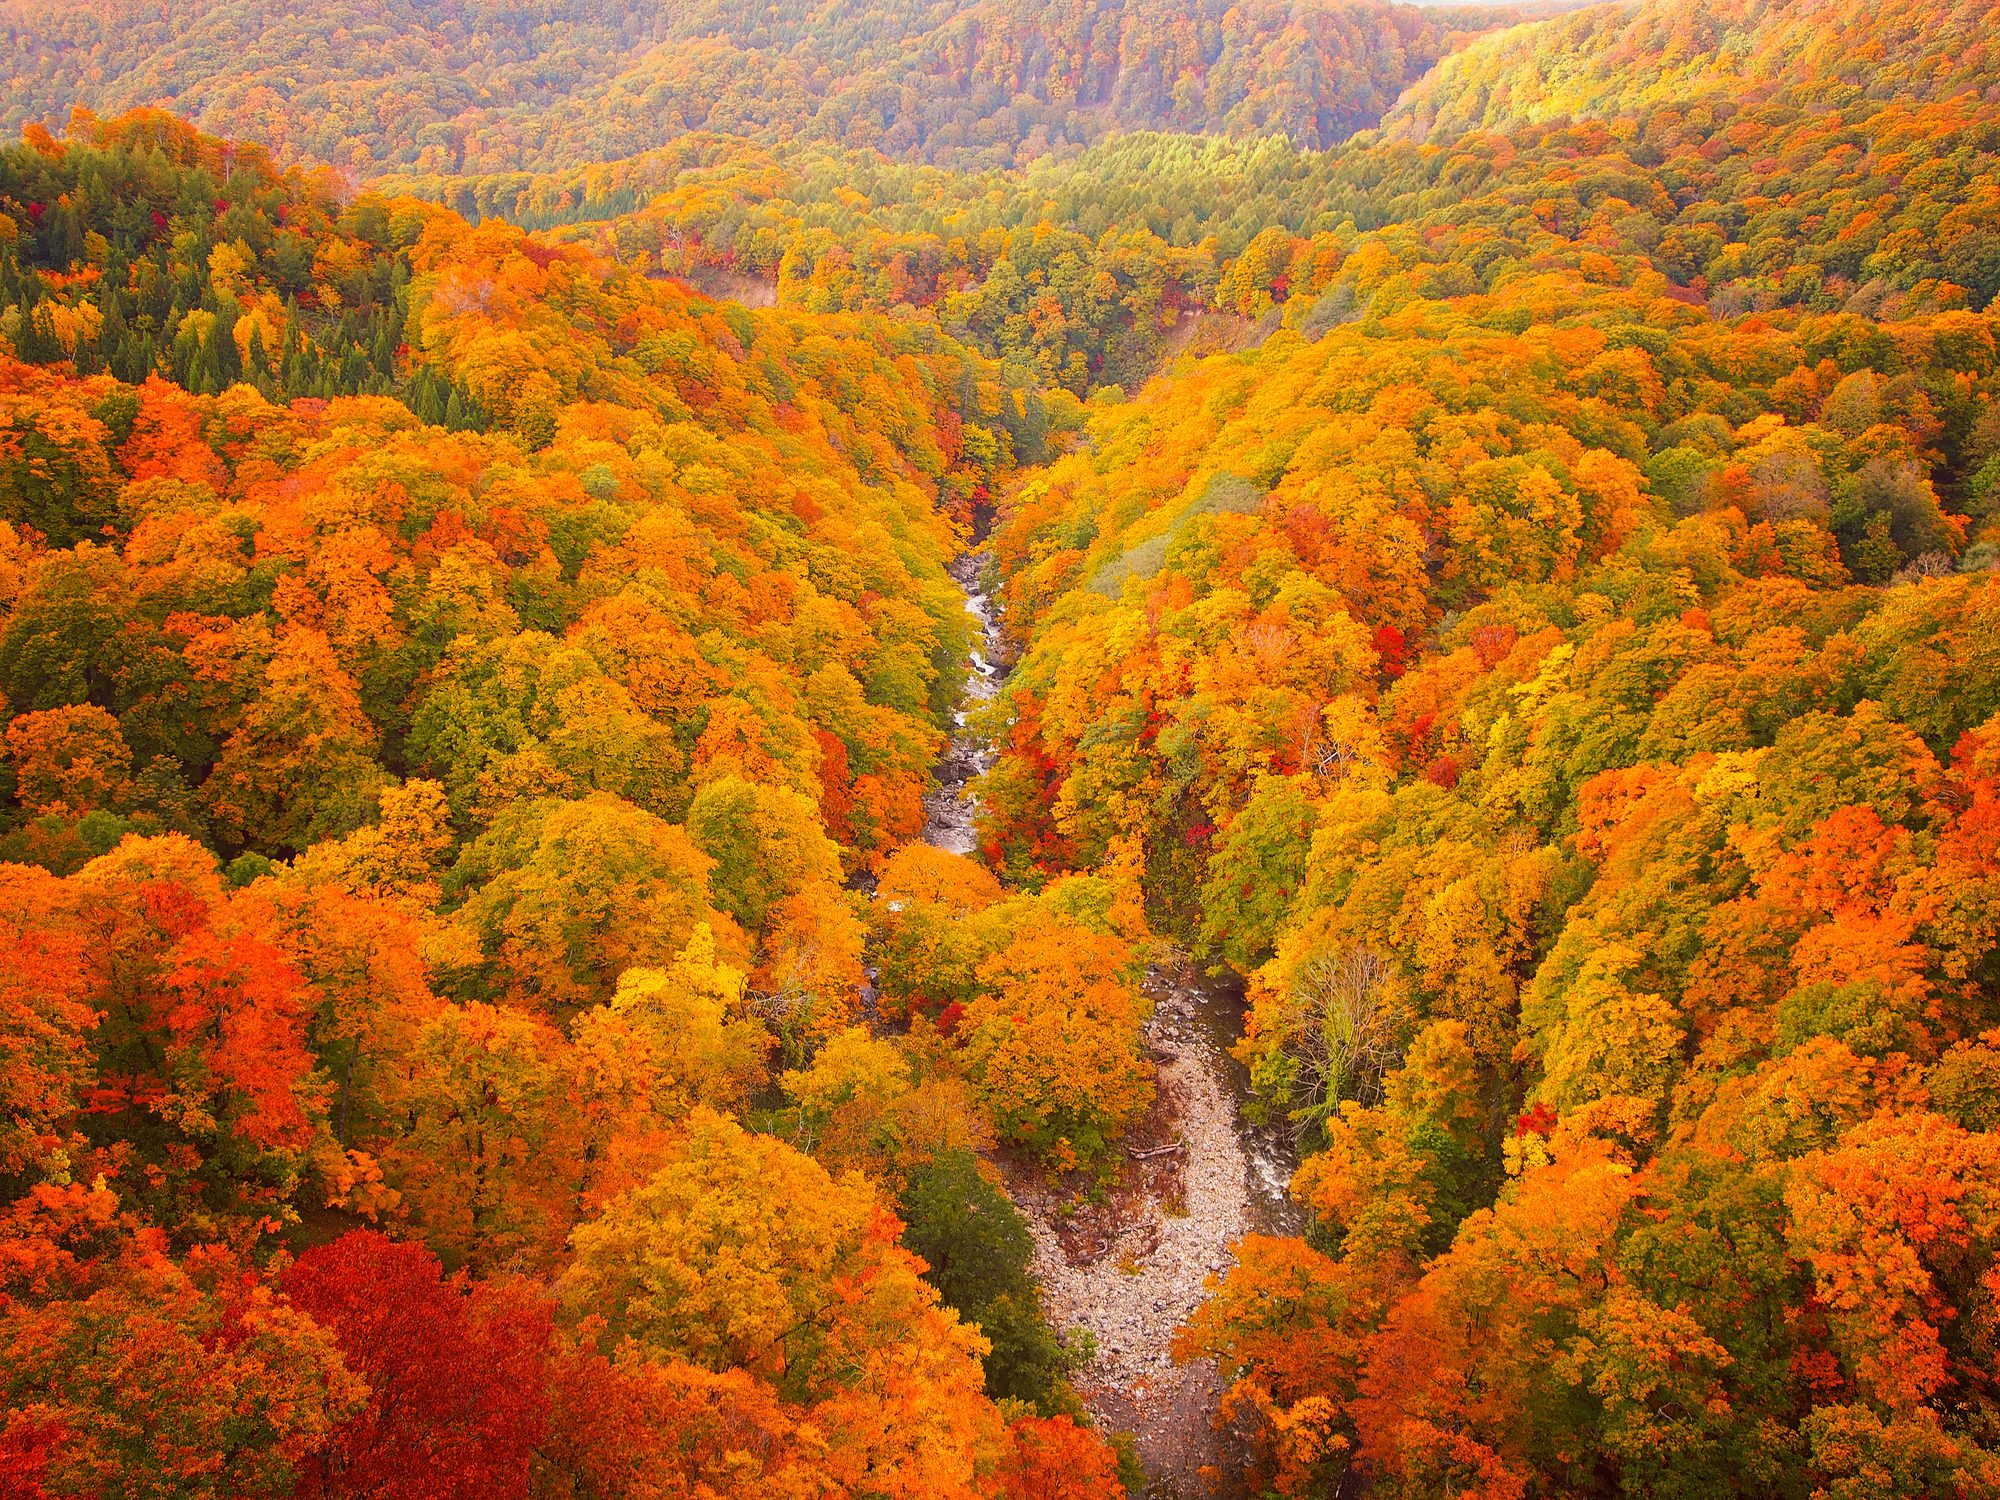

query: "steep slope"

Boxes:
[0, 110, 1130, 1497]
[968, 5, 2000, 1495]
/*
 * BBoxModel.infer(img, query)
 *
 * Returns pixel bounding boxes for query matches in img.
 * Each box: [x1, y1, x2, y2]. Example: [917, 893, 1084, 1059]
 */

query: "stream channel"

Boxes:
[918, 550, 1303, 1496]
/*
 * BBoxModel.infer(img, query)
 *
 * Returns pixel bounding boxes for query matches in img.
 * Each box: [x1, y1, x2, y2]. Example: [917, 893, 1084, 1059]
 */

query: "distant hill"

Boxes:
[0, 0, 1526, 173]
[1381, 0, 2000, 141]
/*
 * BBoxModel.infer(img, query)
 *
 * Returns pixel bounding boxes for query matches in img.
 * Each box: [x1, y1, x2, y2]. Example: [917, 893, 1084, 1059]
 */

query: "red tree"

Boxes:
[282, 1232, 550, 1500]
[998, 1415, 1128, 1500]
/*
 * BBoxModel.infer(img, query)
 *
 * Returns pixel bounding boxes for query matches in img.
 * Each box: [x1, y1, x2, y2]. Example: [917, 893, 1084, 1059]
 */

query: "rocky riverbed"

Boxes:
[996, 962, 1301, 1496]
[919, 548, 1301, 1496]
[919, 549, 1003, 858]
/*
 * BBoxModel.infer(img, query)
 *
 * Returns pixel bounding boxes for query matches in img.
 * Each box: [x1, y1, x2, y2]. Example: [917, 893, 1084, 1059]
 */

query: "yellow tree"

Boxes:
[869, 842, 1006, 1018]
[962, 913, 1151, 1168]
[558, 1109, 1003, 1494]
[566, 923, 772, 1199]
[203, 626, 387, 853]
[446, 793, 738, 1013]
[686, 774, 864, 1029]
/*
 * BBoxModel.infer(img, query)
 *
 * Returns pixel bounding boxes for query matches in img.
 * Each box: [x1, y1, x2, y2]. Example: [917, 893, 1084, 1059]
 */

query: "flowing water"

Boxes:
[921, 550, 1005, 857]
[920, 550, 1301, 1494]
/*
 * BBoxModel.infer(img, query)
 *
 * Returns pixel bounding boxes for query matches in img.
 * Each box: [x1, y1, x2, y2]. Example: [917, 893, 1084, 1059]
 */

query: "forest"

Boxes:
[2, 0, 1999, 1496]
[1, 0, 1520, 173]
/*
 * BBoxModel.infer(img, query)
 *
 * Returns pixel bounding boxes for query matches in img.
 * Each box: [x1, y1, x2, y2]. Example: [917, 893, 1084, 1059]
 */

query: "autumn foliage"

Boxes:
[0, 104, 1122, 1499]
[4, 0, 2000, 1493]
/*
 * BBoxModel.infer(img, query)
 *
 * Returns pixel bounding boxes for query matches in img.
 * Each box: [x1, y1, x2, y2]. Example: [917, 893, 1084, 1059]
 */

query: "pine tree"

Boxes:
[15, 300, 61, 364]
[246, 323, 272, 394]
[214, 306, 242, 387]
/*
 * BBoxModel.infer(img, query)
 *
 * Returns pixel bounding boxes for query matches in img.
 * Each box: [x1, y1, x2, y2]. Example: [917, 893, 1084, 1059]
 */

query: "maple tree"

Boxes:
[281, 1231, 550, 1500]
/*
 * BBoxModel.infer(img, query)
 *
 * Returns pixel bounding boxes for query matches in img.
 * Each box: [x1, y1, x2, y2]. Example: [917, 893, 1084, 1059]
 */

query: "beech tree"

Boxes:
[445, 794, 732, 1012]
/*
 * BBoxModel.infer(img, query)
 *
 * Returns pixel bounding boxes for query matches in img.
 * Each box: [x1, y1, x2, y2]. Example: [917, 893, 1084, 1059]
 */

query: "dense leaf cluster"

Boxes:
[975, 1, 2000, 1493]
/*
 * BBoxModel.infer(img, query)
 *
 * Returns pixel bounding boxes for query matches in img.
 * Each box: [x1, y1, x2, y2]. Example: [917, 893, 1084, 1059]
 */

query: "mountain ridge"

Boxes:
[2, 0, 1533, 173]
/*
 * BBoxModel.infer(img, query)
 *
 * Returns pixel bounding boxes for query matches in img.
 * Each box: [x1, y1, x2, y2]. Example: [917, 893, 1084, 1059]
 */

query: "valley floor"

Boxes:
[1003, 967, 1267, 1496]
[921, 550, 1299, 1494]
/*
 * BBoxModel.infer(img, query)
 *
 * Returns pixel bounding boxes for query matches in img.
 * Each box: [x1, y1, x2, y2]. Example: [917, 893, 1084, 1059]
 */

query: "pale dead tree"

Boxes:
[1299, 719, 1361, 783]
[1283, 945, 1398, 1143]
[746, 936, 833, 1066]
[1893, 551, 1956, 585]
[1239, 621, 1297, 677]
[1299, 696, 1382, 787]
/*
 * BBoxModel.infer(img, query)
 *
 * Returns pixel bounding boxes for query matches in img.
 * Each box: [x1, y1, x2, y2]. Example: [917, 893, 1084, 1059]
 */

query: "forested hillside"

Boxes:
[972, 0, 2000, 1491]
[3, 0, 2000, 1495]
[1383, 0, 2000, 140]
[0, 109, 1132, 1497]
[382, 0, 2000, 395]
[2, 0, 1513, 173]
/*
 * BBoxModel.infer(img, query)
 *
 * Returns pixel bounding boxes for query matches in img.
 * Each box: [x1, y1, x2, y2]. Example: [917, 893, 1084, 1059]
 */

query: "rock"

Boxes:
[1007, 969, 1287, 1489]
[914, 577, 1293, 1492]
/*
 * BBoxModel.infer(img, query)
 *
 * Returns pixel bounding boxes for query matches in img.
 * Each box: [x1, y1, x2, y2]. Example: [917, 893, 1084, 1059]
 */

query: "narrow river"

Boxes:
[920, 549, 1005, 857]
[920, 550, 1301, 1496]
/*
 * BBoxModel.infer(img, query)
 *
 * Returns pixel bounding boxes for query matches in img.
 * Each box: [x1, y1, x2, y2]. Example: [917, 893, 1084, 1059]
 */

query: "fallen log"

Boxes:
[1128, 1140, 1187, 1160]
